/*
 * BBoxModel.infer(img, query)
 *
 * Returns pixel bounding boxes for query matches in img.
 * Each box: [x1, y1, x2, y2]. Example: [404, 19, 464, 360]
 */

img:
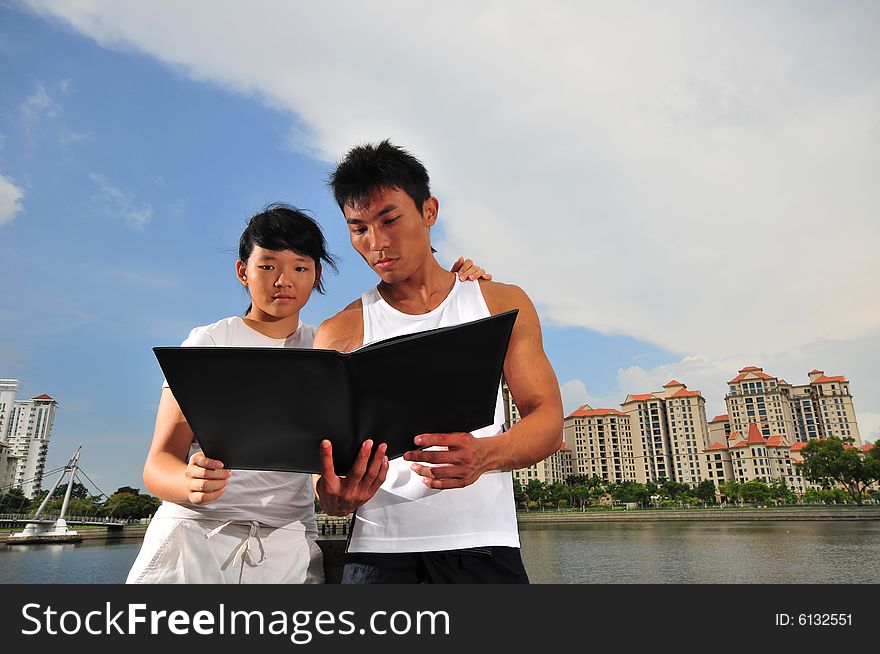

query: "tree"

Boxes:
[769, 478, 796, 505]
[719, 481, 741, 503]
[51, 481, 89, 500]
[694, 480, 716, 504]
[0, 487, 29, 513]
[797, 437, 878, 504]
[740, 479, 771, 504]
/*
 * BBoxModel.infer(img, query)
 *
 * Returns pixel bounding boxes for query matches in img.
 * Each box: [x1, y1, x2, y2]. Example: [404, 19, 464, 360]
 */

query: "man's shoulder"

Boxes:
[315, 299, 364, 351]
[477, 279, 533, 315]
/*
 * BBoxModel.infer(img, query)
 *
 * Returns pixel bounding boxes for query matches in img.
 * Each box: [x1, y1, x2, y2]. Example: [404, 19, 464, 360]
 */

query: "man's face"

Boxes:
[344, 186, 437, 284]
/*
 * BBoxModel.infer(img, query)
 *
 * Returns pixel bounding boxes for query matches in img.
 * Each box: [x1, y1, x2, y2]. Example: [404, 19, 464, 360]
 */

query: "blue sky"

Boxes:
[1, 2, 878, 494]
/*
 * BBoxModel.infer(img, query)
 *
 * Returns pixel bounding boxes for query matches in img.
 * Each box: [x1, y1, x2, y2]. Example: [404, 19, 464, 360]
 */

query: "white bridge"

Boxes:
[6, 447, 90, 544]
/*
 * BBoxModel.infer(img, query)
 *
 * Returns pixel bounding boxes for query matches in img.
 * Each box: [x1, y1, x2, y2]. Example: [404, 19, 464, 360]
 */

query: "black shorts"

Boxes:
[341, 546, 529, 584]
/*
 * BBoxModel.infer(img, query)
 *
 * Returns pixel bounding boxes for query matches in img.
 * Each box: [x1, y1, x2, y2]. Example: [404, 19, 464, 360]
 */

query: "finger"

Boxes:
[345, 439, 374, 482]
[318, 439, 338, 481]
[190, 451, 225, 470]
[403, 449, 459, 465]
[186, 465, 231, 480]
[422, 477, 467, 490]
[367, 456, 389, 496]
[410, 462, 459, 480]
[360, 443, 387, 488]
[449, 256, 465, 272]
[458, 258, 475, 279]
[188, 477, 229, 494]
[413, 432, 463, 448]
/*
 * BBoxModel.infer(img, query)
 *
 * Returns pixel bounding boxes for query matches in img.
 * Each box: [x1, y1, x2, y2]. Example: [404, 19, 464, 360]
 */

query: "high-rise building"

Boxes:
[622, 380, 709, 484]
[563, 405, 636, 484]
[0, 379, 19, 439]
[791, 370, 861, 445]
[725, 366, 797, 442]
[726, 366, 862, 446]
[505, 382, 573, 485]
[0, 379, 21, 490]
[6, 392, 58, 498]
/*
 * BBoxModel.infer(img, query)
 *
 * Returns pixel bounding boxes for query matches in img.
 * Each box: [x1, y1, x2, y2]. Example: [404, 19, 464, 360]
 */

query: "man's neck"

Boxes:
[377, 257, 456, 314]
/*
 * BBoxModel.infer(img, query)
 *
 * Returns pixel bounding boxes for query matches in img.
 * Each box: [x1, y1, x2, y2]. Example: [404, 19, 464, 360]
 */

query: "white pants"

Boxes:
[126, 518, 325, 584]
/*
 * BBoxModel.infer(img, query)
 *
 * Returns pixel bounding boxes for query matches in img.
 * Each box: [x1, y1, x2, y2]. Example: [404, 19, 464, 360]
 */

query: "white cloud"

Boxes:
[24, 1, 880, 422]
[0, 174, 25, 226]
[89, 172, 153, 229]
[21, 83, 62, 124]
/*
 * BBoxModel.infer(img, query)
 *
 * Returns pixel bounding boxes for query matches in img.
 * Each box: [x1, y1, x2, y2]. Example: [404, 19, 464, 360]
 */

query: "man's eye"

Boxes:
[258, 265, 274, 270]
[295, 267, 308, 273]
[384, 217, 399, 225]
[353, 227, 367, 235]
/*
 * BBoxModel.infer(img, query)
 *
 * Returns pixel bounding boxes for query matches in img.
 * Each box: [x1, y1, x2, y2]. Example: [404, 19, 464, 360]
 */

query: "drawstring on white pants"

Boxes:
[205, 520, 267, 584]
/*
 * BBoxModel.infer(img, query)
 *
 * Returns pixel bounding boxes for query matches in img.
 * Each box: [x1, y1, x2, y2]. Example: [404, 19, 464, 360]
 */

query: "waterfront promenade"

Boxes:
[516, 505, 880, 523]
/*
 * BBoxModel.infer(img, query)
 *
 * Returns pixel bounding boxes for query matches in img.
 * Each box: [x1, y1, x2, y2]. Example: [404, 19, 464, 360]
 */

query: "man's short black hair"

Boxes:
[328, 139, 431, 214]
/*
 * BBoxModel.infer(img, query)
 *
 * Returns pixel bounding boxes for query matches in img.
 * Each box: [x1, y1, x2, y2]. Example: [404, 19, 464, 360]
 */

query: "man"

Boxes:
[315, 140, 562, 583]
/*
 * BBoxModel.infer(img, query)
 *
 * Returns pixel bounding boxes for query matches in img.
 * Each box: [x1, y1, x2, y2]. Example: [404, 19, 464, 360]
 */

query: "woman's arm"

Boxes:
[142, 387, 231, 505]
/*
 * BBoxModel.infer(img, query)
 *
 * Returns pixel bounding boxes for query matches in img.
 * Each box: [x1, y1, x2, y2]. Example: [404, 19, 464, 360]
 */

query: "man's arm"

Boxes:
[404, 281, 563, 488]
[312, 300, 389, 516]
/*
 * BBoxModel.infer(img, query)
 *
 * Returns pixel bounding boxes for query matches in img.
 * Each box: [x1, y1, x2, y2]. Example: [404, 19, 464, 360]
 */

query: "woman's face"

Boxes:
[236, 246, 318, 320]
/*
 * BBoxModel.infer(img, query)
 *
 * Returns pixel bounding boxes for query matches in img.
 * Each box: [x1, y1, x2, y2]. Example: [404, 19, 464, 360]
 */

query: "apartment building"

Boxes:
[622, 380, 709, 484]
[505, 382, 573, 485]
[792, 370, 862, 445]
[5, 392, 58, 498]
[563, 405, 636, 484]
[725, 424, 806, 494]
[725, 366, 797, 442]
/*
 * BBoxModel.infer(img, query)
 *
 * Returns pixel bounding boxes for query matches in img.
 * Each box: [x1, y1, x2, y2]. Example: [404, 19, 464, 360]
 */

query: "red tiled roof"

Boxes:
[808, 369, 823, 375]
[790, 441, 808, 451]
[811, 375, 848, 384]
[32, 394, 54, 401]
[728, 368, 774, 383]
[672, 388, 701, 398]
[568, 406, 626, 418]
[746, 423, 766, 444]
[663, 379, 683, 387]
[765, 436, 784, 447]
[730, 441, 751, 449]
[623, 393, 655, 403]
[706, 442, 728, 451]
[710, 414, 729, 423]
[862, 444, 875, 453]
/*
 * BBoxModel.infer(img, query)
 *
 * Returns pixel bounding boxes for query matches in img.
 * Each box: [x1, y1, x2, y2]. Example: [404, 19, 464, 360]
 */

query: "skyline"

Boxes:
[1, 2, 878, 493]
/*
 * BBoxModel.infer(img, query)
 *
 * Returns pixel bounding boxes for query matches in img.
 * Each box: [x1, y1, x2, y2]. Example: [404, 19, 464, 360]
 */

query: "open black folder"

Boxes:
[153, 309, 517, 474]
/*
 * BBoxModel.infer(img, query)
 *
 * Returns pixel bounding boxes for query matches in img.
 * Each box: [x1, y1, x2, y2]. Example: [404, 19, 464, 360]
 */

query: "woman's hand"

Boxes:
[450, 256, 493, 281]
[184, 451, 231, 505]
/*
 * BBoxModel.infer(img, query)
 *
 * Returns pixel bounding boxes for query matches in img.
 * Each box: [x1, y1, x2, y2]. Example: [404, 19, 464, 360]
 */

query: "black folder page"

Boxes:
[154, 309, 517, 474]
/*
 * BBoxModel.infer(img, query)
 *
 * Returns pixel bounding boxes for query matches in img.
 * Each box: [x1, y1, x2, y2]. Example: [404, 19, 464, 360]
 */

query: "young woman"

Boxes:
[126, 203, 490, 584]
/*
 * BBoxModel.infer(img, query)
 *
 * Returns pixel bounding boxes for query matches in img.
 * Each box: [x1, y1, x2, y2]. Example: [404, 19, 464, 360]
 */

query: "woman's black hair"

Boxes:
[238, 204, 338, 312]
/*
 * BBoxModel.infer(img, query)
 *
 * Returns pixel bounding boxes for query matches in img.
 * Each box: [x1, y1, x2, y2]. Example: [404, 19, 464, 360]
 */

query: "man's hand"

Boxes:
[184, 451, 231, 505]
[450, 256, 492, 281]
[403, 432, 488, 489]
[316, 439, 389, 516]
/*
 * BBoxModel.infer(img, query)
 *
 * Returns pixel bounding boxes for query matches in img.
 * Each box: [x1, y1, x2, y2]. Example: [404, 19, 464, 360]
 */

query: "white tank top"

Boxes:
[153, 316, 317, 531]
[348, 276, 520, 553]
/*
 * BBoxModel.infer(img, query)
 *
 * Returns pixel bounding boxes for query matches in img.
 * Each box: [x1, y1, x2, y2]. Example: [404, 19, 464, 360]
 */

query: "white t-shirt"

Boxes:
[154, 316, 318, 530]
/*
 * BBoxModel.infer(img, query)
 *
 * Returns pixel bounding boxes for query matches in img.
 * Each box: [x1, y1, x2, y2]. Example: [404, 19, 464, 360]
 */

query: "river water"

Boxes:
[2, 521, 879, 584]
